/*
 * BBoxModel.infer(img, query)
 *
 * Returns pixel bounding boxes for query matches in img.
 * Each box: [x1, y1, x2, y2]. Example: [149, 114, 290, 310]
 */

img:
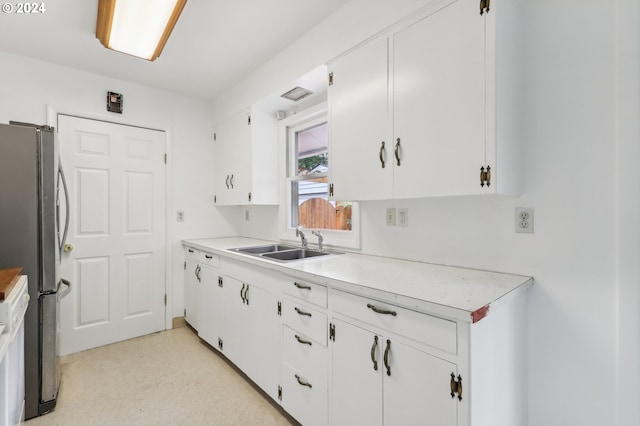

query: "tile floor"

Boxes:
[25, 326, 296, 426]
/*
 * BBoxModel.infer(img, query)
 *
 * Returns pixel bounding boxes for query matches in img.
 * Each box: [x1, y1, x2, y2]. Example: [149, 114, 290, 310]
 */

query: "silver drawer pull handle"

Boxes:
[367, 303, 397, 316]
[295, 374, 312, 388]
[295, 307, 312, 317]
[294, 282, 312, 290]
[294, 334, 312, 346]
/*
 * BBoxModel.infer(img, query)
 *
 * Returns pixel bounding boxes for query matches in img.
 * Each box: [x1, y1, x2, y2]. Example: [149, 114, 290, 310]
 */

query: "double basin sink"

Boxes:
[229, 244, 340, 262]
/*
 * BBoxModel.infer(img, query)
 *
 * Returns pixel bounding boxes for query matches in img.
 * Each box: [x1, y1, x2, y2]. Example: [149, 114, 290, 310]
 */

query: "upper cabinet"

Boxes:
[328, 0, 519, 200]
[213, 108, 279, 205]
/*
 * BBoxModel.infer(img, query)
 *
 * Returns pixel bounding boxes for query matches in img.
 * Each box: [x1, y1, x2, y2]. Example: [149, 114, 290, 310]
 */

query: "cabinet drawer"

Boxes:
[283, 325, 328, 382]
[284, 277, 327, 308]
[281, 363, 328, 426]
[282, 299, 327, 346]
[197, 251, 219, 269]
[330, 289, 457, 354]
[184, 247, 199, 260]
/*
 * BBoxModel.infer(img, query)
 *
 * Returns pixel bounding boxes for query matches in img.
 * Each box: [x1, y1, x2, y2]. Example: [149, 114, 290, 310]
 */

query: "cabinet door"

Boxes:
[197, 265, 220, 347]
[183, 257, 199, 330]
[228, 111, 252, 204]
[217, 275, 249, 368]
[393, 0, 486, 198]
[242, 283, 281, 401]
[330, 319, 382, 426]
[383, 339, 458, 426]
[328, 36, 392, 201]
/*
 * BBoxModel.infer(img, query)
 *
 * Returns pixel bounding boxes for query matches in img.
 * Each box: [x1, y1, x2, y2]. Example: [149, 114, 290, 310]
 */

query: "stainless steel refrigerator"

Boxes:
[0, 122, 71, 419]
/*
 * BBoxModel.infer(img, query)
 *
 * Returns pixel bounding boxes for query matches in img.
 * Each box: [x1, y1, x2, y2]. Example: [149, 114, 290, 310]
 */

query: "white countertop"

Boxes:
[183, 237, 533, 323]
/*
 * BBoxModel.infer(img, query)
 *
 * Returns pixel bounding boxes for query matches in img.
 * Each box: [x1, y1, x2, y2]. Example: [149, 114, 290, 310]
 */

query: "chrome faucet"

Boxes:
[312, 230, 324, 251]
[296, 226, 308, 248]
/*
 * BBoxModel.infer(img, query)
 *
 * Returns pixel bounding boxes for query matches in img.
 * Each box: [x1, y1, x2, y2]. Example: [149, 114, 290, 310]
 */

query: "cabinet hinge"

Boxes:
[479, 0, 490, 15]
[164, 153, 168, 164]
[328, 72, 334, 86]
[183, 308, 186, 317]
[218, 338, 224, 351]
[213, 132, 217, 141]
[218, 276, 223, 287]
[277, 301, 282, 316]
[278, 385, 282, 401]
[183, 261, 186, 270]
[329, 323, 336, 341]
[329, 183, 334, 197]
[248, 192, 252, 202]
[480, 165, 492, 187]
[164, 294, 167, 306]
[450, 373, 463, 401]
[248, 115, 251, 126]
[214, 195, 217, 203]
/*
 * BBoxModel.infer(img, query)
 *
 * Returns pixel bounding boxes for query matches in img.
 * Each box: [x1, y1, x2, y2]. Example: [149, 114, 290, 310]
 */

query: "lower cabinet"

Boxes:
[330, 318, 457, 426]
[196, 257, 282, 402]
[185, 246, 528, 426]
[184, 248, 200, 329]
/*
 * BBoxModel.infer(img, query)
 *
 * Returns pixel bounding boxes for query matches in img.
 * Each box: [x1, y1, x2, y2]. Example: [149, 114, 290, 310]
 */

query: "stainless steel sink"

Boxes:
[261, 248, 329, 262]
[229, 244, 341, 262]
[231, 244, 297, 255]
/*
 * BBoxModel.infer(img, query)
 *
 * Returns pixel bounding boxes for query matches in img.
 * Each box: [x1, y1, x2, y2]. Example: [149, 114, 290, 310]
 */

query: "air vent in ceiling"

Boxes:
[280, 86, 313, 102]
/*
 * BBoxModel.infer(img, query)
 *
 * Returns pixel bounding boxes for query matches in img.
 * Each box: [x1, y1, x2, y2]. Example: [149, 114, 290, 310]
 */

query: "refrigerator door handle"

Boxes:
[59, 278, 71, 299]
[57, 160, 70, 258]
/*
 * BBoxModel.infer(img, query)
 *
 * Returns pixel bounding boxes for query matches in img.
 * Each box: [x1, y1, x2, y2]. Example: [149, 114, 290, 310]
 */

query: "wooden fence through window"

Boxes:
[298, 198, 351, 231]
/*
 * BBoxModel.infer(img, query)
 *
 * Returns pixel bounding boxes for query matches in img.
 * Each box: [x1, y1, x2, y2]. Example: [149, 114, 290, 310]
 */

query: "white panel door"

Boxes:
[58, 115, 166, 355]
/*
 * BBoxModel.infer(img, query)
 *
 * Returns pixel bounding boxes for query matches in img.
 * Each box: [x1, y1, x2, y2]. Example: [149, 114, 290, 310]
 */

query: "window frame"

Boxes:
[278, 102, 360, 249]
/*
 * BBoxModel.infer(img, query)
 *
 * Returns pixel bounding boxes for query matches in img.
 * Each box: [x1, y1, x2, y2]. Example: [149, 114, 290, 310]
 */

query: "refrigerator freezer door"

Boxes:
[39, 128, 59, 295]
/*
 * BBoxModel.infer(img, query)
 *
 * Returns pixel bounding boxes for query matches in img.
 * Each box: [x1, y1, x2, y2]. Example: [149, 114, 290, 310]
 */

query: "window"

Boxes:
[281, 104, 359, 249]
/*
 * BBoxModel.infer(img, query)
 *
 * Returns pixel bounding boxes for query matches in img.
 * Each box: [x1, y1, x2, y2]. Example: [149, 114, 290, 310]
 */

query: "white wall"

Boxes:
[0, 51, 240, 320]
[222, 0, 639, 424]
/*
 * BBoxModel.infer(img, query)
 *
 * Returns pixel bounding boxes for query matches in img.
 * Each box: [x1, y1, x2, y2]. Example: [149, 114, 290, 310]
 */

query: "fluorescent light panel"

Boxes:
[96, 0, 187, 61]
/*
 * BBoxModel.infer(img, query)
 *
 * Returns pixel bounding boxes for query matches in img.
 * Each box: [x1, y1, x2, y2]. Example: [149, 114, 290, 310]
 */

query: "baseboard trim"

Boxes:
[172, 317, 186, 329]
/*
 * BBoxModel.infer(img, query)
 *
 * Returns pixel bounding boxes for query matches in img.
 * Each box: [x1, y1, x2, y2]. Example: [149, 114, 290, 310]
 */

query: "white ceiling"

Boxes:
[0, 0, 347, 100]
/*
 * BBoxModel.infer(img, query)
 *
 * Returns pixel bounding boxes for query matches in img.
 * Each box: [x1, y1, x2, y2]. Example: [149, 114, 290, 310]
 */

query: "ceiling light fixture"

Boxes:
[96, 0, 187, 61]
[281, 86, 313, 102]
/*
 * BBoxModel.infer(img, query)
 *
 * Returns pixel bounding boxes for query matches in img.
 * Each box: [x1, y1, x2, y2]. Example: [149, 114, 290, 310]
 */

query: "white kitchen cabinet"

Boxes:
[328, 36, 392, 201]
[201, 259, 282, 401]
[330, 294, 457, 426]
[213, 108, 279, 205]
[183, 248, 200, 330]
[328, 0, 520, 200]
[279, 276, 330, 426]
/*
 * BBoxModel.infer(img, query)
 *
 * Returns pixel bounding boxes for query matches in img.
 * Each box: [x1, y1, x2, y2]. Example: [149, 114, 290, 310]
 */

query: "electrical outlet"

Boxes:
[177, 210, 184, 222]
[398, 208, 408, 227]
[515, 207, 534, 234]
[386, 208, 396, 226]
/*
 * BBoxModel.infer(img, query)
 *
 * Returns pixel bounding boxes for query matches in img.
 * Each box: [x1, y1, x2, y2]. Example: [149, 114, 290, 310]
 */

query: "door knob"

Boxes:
[63, 243, 74, 253]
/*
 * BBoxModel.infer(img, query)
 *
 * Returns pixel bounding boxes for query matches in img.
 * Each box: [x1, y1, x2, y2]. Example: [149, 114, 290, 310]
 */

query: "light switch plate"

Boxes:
[386, 208, 396, 226]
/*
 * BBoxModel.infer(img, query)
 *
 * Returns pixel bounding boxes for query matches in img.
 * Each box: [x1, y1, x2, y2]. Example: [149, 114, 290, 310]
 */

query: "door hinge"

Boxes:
[277, 301, 282, 316]
[329, 183, 334, 197]
[450, 373, 463, 401]
[183, 308, 186, 317]
[328, 72, 334, 86]
[479, 0, 490, 15]
[329, 323, 336, 341]
[164, 153, 167, 164]
[213, 132, 217, 141]
[278, 385, 282, 401]
[184, 261, 186, 270]
[480, 165, 491, 187]
[218, 276, 223, 287]
[164, 294, 167, 306]
[248, 115, 251, 126]
[214, 195, 217, 203]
